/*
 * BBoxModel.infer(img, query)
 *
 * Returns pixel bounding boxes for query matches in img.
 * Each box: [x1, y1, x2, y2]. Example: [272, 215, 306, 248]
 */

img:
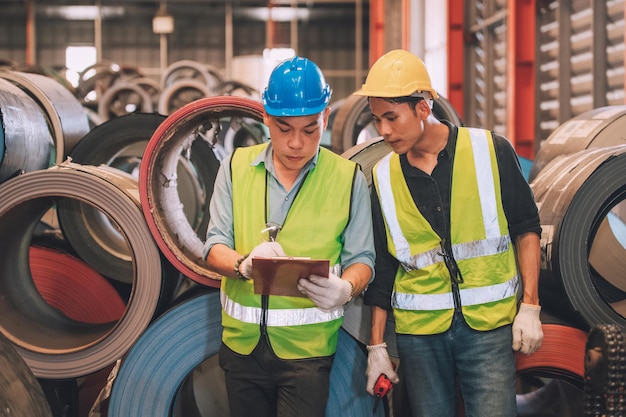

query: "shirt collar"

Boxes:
[250, 142, 319, 175]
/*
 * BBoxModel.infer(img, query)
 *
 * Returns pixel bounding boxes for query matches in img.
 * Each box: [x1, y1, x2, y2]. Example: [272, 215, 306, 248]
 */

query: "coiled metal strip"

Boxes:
[515, 323, 587, 388]
[0, 70, 90, 163]
[0, 162, 163, 378]
[140, 96, 265, 287]
[532, 145, 626, 328]
[530, 105, 626, 181]
[0, 78, 52, 183]
[29, 245, 126, 324]
[0, 332, 53, 417]
[108, 290, 384, 416]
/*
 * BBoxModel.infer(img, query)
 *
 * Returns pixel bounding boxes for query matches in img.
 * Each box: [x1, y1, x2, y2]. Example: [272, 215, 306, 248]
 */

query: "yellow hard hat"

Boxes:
[354, 49, 439, 99]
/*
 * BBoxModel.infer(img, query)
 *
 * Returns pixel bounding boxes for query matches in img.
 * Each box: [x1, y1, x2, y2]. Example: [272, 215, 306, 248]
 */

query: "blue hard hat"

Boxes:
[262, 56, 332, 116]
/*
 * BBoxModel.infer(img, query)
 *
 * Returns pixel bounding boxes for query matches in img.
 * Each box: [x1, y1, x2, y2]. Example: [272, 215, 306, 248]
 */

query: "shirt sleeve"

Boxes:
[340, 169, 376, 277]
[203, 154, 235, 260]
[493, 134, 542, 239]
[363, 179, 397, 311]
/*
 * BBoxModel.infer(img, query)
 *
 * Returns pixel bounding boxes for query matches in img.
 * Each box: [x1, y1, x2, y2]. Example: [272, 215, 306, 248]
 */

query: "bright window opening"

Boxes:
[65, 46, 97, 88]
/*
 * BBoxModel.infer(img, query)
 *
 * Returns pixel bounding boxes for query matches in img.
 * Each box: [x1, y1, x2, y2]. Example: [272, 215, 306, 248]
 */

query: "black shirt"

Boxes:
[363, 120, 542, 311]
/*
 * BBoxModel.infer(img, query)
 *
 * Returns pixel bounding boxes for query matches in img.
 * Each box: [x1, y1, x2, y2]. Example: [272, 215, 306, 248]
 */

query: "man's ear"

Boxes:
[322, 106, 331, 128]
[263, 111, 271, 126]
[417, 99, 431, 117]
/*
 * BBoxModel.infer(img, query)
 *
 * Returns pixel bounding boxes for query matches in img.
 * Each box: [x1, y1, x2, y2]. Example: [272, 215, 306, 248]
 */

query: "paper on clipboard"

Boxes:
[251, 257, 329, 297]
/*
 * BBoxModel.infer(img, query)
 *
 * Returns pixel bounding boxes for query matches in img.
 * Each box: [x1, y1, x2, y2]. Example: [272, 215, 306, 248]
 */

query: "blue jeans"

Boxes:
[396, 312, 516, 417]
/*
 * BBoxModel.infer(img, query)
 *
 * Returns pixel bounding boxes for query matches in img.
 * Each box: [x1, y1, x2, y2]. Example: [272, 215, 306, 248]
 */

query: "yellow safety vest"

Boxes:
[373, 127, 519, 334]
[222, 143, 357, 359]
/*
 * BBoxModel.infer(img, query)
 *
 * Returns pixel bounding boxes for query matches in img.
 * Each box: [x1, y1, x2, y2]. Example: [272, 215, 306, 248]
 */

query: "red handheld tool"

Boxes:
[372, 373, 393, 413]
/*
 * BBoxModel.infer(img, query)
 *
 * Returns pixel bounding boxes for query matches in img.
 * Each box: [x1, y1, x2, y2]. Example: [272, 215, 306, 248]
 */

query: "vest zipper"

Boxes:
[260, 294, 269, 336]
[451, 283, 462, 312]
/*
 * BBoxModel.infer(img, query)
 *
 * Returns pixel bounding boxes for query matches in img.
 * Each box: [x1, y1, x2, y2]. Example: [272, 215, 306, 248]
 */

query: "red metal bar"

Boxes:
[402, 0, 409, 50]
[370, 0, 385, 65]
[447, 0, 465, 120]
[506, 0, 536, 159]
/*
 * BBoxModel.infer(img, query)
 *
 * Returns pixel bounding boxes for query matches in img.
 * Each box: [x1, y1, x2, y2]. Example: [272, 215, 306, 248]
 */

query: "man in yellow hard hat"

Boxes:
[203, 56, 375, 417]
[357, 49, 543, 417]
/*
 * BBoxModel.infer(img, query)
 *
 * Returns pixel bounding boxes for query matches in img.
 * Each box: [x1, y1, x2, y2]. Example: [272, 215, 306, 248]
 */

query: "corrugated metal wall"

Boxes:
[464, 0, 625, 150]
[465, 0, 509, 136]
[538, 0, 625, 142]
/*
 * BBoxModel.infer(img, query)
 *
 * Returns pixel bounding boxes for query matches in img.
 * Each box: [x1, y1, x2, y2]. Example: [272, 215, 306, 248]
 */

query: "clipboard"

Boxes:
[251, 257, 329, 297]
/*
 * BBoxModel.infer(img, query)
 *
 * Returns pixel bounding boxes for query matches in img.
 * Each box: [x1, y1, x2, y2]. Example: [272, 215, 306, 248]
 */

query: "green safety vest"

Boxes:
[373, 127, 519, 335]
[222, 143, 357, 359]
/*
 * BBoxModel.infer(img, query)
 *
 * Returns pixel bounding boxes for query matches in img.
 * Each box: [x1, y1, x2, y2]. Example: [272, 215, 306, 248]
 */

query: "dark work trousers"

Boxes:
[219, 336, 334, 417]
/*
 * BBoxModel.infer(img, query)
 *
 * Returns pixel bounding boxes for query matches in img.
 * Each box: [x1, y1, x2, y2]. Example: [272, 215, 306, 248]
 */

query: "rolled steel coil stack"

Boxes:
[2, 63, 626, 417]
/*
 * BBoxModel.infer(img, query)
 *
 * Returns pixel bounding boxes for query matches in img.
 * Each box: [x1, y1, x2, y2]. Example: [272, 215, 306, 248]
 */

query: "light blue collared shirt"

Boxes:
[203, 143, 375, 276]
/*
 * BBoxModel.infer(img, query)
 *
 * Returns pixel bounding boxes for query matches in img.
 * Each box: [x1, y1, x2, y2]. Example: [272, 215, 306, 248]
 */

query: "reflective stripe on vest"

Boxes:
[221, 291, 343, 326]
[393, 275, 518, 310]
[374, 127, 518, 333]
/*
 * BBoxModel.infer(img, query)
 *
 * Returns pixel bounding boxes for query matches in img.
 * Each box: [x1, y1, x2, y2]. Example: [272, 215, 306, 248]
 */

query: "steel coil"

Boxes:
[532, 145, 626, 328]
[0, 69, 90, 163]
[160, 60, 223, 91]
[60, 113, 214, 285]
[97, 81, 154, 121]
[29, 245, 125, 324]
[140, 96, 265, 287]
[108, 290, 223, 416]
[157, 79, 213, 115]
[108, 290, 384, 416]
[0, 332, 53, 417]
[0, 162, 163, 378]
[530, 105, 626, 182]
[0, 77, 52, 183]
[515, 323, 587, 388]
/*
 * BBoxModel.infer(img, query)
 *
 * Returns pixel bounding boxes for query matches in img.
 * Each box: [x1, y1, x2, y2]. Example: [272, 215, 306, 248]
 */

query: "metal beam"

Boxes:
[506, 0, 536, 159]
[447, 0, 464, 119]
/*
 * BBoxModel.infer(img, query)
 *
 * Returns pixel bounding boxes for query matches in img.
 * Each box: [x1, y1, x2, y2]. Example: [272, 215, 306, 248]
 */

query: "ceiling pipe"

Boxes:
[25, 0, 36, 65]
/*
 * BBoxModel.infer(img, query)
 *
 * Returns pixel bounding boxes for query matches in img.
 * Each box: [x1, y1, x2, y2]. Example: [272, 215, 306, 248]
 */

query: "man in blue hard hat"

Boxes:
[203, 56, 375, 417]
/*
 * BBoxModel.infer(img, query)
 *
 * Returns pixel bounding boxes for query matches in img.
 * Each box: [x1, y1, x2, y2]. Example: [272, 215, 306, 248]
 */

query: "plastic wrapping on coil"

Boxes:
[0, 77, 53, 183]
[0, 162, 163, 379]
[0, 70, 90, 163]
[532, 145, 626, 329]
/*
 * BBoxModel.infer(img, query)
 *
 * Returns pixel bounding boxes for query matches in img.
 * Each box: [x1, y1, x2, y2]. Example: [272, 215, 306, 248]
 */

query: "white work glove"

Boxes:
[297, 271, 352, 312]
[365, 343, 399, 396]
[239, 242, 286, 279]
[512, 303, 544, 355]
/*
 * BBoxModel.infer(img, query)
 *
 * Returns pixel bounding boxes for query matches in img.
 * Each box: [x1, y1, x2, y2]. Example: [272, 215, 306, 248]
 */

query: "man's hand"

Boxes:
[297, 271, 352, 311]
[239, 242, 286, 279]
[512, 303, 543, 355]
[365, 343, 399, 395]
